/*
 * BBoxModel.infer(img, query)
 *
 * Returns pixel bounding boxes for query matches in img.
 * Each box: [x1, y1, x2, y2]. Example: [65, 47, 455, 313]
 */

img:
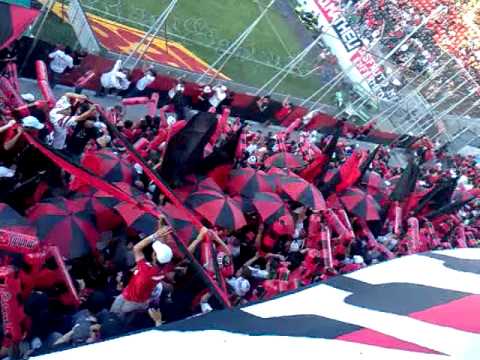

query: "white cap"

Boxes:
[228, 277, 250, 297]
[167, 115, 176, 126]
[289, 240, 300, 252]
[133, 163, 143, 174]
[0, 166, 15, 178]
[353, 255, 364, 264]
[203, 86, 212, 94]
[152, 241, 173, 264]
[21, 116, 44, 130]
[201, 302, 213, 313]
[21, 93, 35, 102]
[247, 155, 257, 165]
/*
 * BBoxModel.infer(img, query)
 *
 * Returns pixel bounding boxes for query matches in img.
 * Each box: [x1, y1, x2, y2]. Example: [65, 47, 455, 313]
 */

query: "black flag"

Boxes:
[160, 112, 218, 186]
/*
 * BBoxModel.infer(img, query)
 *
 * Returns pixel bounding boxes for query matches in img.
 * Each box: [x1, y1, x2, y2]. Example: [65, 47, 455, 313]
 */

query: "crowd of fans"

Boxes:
[348, 0, 480, 98]
[0, 38, 479, 360]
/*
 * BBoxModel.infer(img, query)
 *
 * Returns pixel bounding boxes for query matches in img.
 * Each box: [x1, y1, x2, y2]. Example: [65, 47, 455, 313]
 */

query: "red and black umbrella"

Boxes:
[232, 195, 256, 214]
[114, 201, 159, 235]
[277, 174, 326, 211]
[326, 193, 343, 210]
[71, 187, 122, 232]
[339, 187, 381, 221]
[161, 202, 198, 244]
[264, 152, 305, 169]
[361, 171, 386, 191]
[227, 168, 274, 197]
[186, 190, 246, 230]
[0, 203, 35, 235]
[27, 197, 99, 259]
[360, 171, 388, 203]
[0, 2, 39, 51]
[82, 149, 136, 184]
[252, 192, 290, 224]
[197, 177, 224, 193]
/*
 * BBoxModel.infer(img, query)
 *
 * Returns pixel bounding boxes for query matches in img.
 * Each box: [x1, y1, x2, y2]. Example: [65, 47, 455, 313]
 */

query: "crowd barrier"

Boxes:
[14, 37, 416, 147]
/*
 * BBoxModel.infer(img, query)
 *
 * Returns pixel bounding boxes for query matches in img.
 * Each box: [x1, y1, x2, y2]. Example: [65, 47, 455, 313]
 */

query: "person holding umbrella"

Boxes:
[111, 217, 173, 317]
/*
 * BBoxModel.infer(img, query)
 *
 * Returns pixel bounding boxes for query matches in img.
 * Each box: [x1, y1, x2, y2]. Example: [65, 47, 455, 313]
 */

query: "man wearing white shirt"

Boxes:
[127, 69, 157, 98]
[48, 47, 74, 89]
[98, 60, 130, 97]
[48, 93, 96, 150]
[208, 84, 227, 109]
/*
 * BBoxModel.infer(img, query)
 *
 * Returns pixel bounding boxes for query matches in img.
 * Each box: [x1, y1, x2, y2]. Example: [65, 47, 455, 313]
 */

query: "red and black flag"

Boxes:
[194, 127, 243, 188]
[0, 1, 39, 50]
[390, 158, 419, 202]
[411, 177, 458, 216]
[160, 112, 218, 186]
[358, 145, 381, 179]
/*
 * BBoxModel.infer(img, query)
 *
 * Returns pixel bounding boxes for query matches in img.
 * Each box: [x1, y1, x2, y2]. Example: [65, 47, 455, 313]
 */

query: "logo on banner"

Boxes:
[331, 16, 363, 52]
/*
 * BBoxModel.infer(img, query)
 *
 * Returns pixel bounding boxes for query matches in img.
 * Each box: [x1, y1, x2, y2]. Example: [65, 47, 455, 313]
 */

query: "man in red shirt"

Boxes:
[111, 220, 173, 317]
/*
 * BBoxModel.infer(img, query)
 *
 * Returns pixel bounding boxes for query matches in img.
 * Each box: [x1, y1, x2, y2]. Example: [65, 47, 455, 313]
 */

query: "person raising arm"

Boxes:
[111, 218, 174, 317]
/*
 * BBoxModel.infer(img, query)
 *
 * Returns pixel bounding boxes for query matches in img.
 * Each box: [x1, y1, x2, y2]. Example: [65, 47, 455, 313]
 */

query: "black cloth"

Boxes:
[160, 112, 217, 186]
[66, 123, 99, 156]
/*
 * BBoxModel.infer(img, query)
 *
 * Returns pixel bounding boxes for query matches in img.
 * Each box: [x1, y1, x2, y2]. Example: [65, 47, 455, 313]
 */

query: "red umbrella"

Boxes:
[0, 203, 35, 235]
[27, 197, 99, 259]
[81, 149, 136, 184]
[339, 188, 381, 221]
[252, 192, 291, 224]
[277, 174, 326, 211]
[161, 202, 198, 244]
[227, 168, 274, 197]
[265, 152, 305, 169]
[186, 190, 246, 230]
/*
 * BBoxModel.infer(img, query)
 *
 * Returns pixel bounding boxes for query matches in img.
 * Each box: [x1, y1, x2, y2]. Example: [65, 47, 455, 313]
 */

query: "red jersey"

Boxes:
[122, 260, 163, 303]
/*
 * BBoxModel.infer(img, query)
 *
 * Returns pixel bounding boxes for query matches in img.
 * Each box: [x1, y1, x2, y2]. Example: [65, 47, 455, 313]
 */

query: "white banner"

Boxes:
[303, 0, 395, 100]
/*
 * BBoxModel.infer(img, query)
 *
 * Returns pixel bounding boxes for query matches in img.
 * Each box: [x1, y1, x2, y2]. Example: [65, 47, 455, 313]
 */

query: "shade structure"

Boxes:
[227, 168, 274, 197]
[0, 2, 39, 50]
[160, 202, 198, 244]
[265, 152, 305, 169]
[27, 197, 99, 259]
[0, 202, 35, 235]
[339, 187, 381, 221]
[81, 149, 136, 184]
[186, 190, 246, 231]
[277, 174, 326, 211]
[252, 192, 291, 224]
